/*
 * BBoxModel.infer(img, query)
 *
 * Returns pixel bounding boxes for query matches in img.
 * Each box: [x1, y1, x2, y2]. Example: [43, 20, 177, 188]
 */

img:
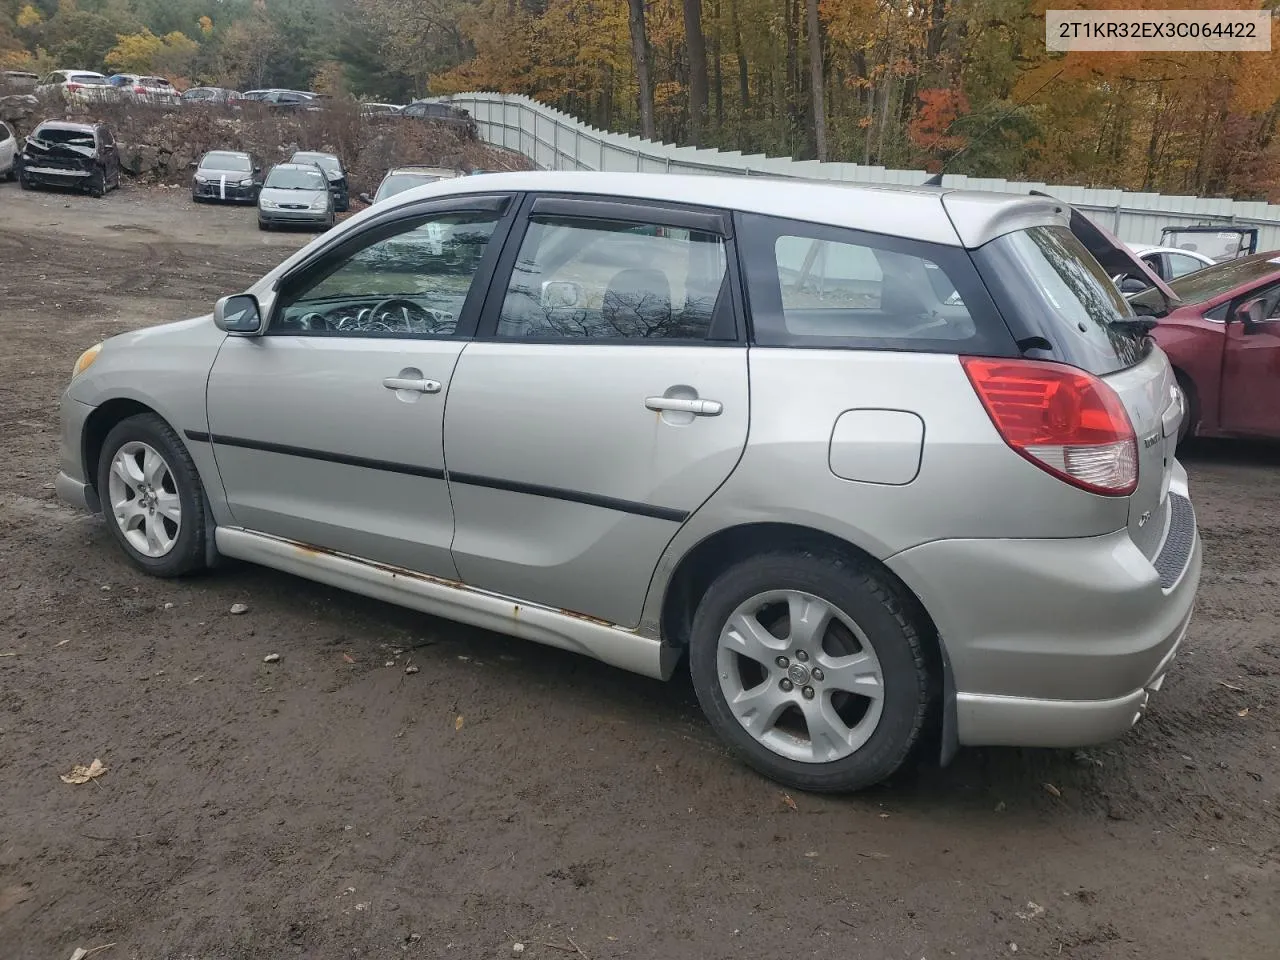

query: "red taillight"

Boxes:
[134, 85, 147, 94]
[66, 83, 81, 93]
[961, 356, 1138, 496]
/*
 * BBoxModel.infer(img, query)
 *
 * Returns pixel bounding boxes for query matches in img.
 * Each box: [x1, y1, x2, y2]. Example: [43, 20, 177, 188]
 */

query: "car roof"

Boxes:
[270, 162, 326, 172]
[293, 151, 338, 159]
[35, 120, 97, 132]
[1127, 243, 1214, 259]
[373, 170, 1072, 248]
[202, 149, 251, 158]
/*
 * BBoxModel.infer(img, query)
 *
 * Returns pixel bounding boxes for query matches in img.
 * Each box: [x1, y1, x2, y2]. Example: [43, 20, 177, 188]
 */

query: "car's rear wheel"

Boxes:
[689, 551, 931, 792]
[96, 414, 209, 577]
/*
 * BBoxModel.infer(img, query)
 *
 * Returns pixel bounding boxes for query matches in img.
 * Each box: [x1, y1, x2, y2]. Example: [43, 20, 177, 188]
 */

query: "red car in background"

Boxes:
[1130, 252, 1280, 443]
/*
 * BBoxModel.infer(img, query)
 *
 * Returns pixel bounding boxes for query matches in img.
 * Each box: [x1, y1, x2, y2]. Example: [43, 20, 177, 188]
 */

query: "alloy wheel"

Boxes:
[716, 590, 885, 763]
[107, 441, 181, 558]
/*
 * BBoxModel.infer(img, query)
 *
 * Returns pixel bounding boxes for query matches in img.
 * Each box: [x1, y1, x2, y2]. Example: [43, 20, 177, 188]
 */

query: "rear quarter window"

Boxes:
[736, 212, 1015, 355]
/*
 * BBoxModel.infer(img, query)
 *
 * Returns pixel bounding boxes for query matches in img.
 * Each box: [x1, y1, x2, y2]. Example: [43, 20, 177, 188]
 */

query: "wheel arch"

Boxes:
[83, 397, 157, 497]
[657, 521, 957, 765]
[1171, 366, 1199, 442]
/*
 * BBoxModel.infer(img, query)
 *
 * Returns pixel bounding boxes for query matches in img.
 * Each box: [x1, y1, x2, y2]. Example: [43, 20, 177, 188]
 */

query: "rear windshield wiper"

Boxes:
[1109, 317, 1157, 335]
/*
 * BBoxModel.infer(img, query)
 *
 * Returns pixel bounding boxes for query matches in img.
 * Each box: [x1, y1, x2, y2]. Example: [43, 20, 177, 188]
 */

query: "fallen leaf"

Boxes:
[55, 639, 71, 647]
[781, 793, 798, 811]
[60, 759, 107, 785]
[1042, 782, 1062, 798]
[1237, 707, 1250, 717]
[342, 653, 356, 664]
[455, 715, 464, 731]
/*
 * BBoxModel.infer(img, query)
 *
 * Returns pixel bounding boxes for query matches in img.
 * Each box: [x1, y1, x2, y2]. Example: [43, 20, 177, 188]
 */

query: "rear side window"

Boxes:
[495, 217, 730, 341]
[974, 225, 1148, 374]
[736, 212, 1013, 355]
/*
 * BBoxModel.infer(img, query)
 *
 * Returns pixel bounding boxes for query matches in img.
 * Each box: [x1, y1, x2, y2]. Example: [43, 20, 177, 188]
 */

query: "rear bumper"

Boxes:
[887, 483, 1201, 749]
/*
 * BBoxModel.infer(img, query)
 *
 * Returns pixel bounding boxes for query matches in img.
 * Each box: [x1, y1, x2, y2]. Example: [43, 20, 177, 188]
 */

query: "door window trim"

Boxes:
[267, 193, 518, 340]
[474, 192, 747, 345]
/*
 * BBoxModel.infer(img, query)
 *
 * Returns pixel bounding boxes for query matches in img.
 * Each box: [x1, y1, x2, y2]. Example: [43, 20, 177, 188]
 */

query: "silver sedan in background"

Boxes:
[257, 162, 334, 231]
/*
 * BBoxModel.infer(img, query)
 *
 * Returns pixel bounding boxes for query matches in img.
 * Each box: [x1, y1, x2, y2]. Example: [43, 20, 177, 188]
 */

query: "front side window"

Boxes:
[0, 125, 9, 144]
[496, 218, 729, 341]
[273, 211, 502, 338]
[738, 212, 1004, 353]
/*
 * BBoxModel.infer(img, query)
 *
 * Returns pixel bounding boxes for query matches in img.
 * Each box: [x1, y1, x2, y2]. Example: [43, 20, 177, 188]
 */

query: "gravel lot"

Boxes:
[1, 181, 1277, 960]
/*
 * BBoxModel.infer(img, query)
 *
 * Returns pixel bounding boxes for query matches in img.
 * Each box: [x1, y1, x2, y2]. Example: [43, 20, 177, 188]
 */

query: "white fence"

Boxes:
[445, 91, 1280, 249]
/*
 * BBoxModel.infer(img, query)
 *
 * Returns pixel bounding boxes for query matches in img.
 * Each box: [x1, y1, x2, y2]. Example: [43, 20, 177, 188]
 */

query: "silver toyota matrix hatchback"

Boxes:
[57, 172, 1201, 792]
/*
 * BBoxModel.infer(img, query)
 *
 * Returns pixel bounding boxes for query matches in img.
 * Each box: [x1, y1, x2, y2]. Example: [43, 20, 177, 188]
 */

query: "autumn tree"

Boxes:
[627, 0, 655, 139]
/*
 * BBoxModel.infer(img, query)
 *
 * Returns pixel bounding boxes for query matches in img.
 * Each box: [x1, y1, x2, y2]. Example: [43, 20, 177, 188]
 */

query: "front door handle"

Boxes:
[383, 377, 441, 394]
[645, 396, 723, 417]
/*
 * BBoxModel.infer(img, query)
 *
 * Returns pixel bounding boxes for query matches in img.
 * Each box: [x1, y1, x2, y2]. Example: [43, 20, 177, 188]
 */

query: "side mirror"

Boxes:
[358, 192, 373, 204]
[1119, 277, 1149, 295]
[1236, 297, 1267, 334]
[214, 294, 264, 335]
[541, 280, 583, 309]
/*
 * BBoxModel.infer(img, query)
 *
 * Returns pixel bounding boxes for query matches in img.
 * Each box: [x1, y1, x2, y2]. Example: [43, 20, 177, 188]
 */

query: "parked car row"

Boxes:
[189, 149, 347, 230]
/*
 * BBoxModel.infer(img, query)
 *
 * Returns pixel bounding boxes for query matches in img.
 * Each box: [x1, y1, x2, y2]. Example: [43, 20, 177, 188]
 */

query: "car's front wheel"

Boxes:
[96, 414, 209, 577]
[689, 551, 932, 792]
[87, 167, 105, 198]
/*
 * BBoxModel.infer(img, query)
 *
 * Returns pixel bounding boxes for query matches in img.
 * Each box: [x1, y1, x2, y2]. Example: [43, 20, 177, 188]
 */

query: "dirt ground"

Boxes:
[1, 181, 1277, 960]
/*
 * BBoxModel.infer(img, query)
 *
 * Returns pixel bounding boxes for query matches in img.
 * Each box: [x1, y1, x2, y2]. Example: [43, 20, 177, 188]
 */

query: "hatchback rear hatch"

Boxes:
[964, 207, 1182, 562]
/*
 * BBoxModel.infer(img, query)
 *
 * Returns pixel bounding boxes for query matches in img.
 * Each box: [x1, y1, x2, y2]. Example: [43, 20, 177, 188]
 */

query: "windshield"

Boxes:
[977, 225, 1149, 374]
[265, 167, 326, 190]
[32, 126, 94, 147]
[376, 173, 439, 201]
[1131, 254, 1280, 311]
[200, 152, 251, 173]
[293, 154, 340, 176]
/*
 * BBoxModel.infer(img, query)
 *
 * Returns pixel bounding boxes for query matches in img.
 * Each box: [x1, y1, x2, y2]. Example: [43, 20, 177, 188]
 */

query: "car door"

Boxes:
[204, 193, 517, 577]
[1219, 280, 1280, 437]
[96, 126, 118, 181]
[0, 122, 13, 174]
[444, 195, 750, 627]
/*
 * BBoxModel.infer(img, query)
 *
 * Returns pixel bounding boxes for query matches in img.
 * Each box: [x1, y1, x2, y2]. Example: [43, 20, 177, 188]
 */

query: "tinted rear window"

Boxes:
[973, 225, 1151, 374]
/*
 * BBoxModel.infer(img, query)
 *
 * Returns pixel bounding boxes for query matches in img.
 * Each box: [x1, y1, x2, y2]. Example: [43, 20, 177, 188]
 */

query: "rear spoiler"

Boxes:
[1030, 191, 1181, 314]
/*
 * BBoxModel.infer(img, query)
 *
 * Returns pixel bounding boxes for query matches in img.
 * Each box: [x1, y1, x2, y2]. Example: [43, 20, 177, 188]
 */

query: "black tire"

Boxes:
[19, 174, 32, 191]
[258, 219, 270, 231]
[1174, 371, 1197, 448]
[87, 167, 105, 198]
[96, 413, 209, 578]
[689, 550, 932, 793]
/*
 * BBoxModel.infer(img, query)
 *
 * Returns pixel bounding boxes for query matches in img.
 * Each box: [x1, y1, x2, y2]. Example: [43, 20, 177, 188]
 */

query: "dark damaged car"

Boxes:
[18, 120, 121, 197]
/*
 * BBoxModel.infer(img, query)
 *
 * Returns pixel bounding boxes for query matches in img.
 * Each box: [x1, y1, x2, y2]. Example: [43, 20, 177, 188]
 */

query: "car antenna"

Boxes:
[920, 70, 1063, 187]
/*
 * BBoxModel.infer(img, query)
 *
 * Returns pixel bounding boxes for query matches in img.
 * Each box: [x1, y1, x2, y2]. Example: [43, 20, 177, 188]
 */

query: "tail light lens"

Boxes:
[134, 85, 147, 95]
[66, 83, 80, 93]
[961, 356, 1138, 496]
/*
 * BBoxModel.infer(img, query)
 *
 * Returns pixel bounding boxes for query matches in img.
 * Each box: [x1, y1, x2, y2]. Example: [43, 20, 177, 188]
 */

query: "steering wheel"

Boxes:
[368, 298, 453, 335]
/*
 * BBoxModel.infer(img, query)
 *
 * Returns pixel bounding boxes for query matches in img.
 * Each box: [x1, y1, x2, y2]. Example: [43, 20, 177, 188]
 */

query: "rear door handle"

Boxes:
[383, 377, 441, 394]
[645, 396, 723, 417]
